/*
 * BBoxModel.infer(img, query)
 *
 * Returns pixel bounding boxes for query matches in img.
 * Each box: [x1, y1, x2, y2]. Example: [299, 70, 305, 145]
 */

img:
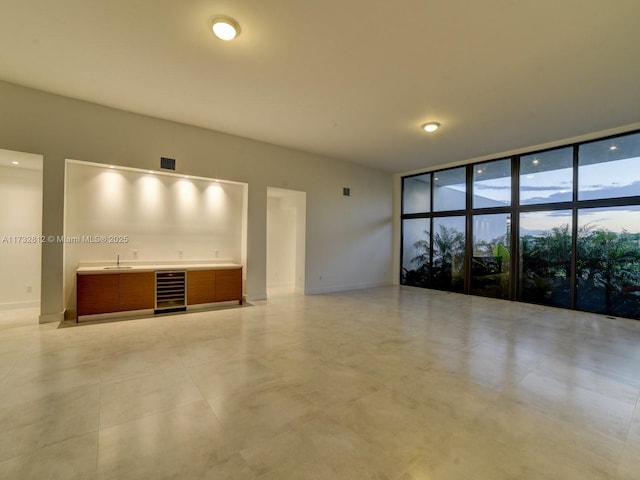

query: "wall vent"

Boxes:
[160, 157, 176, 170]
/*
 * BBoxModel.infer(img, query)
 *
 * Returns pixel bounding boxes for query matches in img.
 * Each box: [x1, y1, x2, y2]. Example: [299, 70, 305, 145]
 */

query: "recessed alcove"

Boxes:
[63, 160, 248, 316]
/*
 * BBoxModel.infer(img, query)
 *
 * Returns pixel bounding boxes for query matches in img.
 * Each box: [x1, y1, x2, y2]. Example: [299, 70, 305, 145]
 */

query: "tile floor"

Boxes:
[1, 286, 639, 479]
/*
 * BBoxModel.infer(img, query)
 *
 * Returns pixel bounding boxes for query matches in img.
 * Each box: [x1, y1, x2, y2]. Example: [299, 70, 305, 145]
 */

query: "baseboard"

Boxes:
[0, 301, 40, 311]
[245, 293, 267, 302]
[305, 281, 391, 295]
[267, 282, 295, 288]
[39, 311, 64, 324]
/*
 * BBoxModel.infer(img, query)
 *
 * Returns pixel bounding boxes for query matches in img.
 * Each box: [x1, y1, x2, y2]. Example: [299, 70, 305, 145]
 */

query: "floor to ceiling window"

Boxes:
[472, 213, 511, 299]
[400, 129, 640, 320]
[471, 159, 512, 299]
[432, 216, 466, 292]
[519, 210, 572, 308]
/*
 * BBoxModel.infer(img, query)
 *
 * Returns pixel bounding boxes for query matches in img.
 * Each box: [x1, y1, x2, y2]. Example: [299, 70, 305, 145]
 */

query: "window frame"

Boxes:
[400, 129, 640, 319]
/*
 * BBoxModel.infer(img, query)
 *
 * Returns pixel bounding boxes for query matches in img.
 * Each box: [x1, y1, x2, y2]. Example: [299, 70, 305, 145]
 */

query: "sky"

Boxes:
[448, 156, 640, 233]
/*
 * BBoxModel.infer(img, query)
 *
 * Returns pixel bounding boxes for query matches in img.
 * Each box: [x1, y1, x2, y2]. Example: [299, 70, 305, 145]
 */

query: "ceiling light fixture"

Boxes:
[11, 161, 20, 165]
[609, 145, 618, 151]
[421, 122, 440, 133]
[211, 16, 240, 41]
[532, 158, 540, 165]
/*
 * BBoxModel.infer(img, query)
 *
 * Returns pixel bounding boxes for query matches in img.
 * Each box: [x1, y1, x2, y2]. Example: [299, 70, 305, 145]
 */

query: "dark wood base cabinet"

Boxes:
[214, 269, 242, 302]
[187, 268, 243, 304]
[187, 270, 216, 305]
[118, 272, 155, 311]
[76, 274, 119, 316]
[77, 267, 242, 319]
[76, 272, 154, 316]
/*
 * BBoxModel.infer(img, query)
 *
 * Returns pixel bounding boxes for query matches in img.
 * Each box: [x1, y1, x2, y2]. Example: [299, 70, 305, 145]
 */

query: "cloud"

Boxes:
[474, 184, 511, 190]
[519, 185, 569, 192]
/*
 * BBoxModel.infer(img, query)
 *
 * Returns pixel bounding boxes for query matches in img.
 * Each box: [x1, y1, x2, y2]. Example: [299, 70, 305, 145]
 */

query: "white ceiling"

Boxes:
[1, 1, 639, 173]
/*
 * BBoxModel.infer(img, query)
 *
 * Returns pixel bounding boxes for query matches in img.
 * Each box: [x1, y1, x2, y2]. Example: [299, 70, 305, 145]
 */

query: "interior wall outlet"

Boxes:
[132, 249, 138, 259]
[178, 249, 183, 259]
[26, 285, 32, 293]
[214, 249, 219, 258]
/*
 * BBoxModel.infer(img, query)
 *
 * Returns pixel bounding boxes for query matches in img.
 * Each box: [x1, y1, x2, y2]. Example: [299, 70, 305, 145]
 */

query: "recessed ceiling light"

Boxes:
[211, 16, 240, 41]
[421, 122, 440, 133]
[11, 161, 20, 165]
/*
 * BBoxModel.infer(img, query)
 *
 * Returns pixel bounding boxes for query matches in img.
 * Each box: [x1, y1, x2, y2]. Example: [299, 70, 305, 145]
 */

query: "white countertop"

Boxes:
[77, 262, 242, 274]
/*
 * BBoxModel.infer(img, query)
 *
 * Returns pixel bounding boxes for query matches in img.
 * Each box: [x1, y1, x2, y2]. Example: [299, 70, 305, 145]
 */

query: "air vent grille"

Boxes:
[160, 157, 176, 170]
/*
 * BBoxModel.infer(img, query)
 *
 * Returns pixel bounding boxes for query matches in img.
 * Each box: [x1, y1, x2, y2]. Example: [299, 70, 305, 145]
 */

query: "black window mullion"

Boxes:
[429, 172, 434, 214]
[570, 144, 579, 310]
[510, 155, 520, 301]
[429, 172, 434, 289]
[401, 212, 431, 220]
[429, 216, 434, 288]
[465, 164, 473, 295]
[400, 178, 405, 284]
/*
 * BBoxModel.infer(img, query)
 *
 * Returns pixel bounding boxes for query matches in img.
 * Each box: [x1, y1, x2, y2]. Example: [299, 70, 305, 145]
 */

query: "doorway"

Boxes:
[266, 187, 306, 296]
[0, 149, 43, 311]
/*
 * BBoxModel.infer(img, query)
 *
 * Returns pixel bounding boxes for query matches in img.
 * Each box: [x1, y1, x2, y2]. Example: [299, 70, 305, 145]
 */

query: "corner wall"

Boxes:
[0, 80, 393, 322]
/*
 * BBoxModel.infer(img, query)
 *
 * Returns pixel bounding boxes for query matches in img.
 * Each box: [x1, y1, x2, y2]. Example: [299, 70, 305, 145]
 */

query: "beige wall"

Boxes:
[0, 80, 393, 323]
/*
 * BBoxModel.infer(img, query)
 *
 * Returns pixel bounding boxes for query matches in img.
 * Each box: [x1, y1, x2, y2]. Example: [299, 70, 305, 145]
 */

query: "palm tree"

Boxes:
[522, 225, 572, 273]
[577, 226, 640, 314]
[430, 225, 465, 289]
[404, 225, 465, 289]
[401, 230, 430, 287]
[410, 231, 430, 269]
[520, 224, 572, 306]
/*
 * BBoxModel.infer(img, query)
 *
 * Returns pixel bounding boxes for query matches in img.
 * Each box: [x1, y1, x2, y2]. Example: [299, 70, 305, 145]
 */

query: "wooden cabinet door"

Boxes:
[77, 274, 119, 316]
[118, 272, 155, 311]
[215, 268, 242, 302]
[187, 270, 216, 305]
